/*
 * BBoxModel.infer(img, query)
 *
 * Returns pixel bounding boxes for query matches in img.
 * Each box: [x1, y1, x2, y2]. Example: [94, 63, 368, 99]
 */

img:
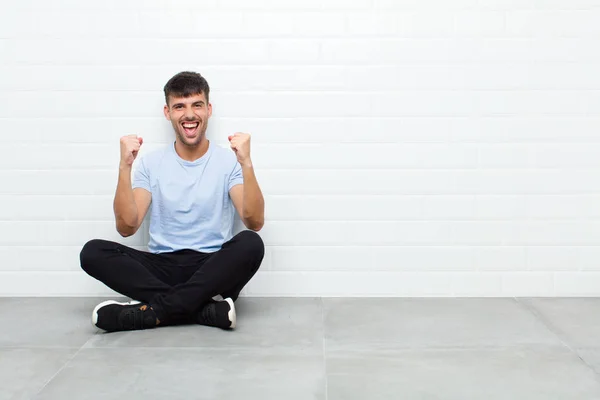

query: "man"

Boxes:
[80, 71, 265, 333]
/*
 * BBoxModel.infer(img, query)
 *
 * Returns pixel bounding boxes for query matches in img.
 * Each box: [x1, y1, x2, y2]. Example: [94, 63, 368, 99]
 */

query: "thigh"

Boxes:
[193, 231, 264, 295]
[81, 239, 180, 286]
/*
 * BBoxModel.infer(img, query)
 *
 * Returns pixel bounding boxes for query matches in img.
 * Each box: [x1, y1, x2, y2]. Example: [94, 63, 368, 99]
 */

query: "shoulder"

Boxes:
[140, 144, 171, 164]
[133, 144, 170, 172]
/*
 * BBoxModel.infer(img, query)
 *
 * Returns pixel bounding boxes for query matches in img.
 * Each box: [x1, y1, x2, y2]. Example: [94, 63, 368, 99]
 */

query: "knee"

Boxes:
[237, 230, 265, 259]
[80, 239, 110, 275]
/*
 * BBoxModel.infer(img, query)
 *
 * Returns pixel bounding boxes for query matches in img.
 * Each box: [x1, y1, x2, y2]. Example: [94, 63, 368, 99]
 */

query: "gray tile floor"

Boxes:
[1, 297, 600, 399]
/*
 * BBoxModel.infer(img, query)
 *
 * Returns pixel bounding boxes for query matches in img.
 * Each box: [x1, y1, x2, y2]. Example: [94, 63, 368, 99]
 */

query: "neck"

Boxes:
[174, 137, 209, 161]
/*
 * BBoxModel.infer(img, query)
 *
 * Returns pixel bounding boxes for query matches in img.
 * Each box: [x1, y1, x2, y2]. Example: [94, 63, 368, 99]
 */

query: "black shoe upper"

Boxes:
[197, 301, 232, 329]
[96, 303, 157, 332]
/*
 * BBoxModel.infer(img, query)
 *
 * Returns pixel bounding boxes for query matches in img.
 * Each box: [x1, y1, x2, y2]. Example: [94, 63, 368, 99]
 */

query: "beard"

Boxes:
[173, 119, 208, 147]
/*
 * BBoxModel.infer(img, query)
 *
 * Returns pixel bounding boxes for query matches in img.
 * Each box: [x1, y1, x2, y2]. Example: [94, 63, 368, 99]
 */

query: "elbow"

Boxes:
[117, 227, 135, 238]
[245, 218, 264, 232]
[116, 220, 137, 237]
[118, 229, 134, 238]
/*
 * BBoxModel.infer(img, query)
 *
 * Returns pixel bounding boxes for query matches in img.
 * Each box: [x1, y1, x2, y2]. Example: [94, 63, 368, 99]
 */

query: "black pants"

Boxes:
[80, 230, 264, 324]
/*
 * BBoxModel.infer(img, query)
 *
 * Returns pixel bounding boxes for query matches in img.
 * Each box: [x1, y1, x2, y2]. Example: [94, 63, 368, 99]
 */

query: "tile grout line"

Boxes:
[321, 297, 328, 400]
[514, 297, 573, 350]
[514, 297, 600, 377]
[34, 334, 97, 396]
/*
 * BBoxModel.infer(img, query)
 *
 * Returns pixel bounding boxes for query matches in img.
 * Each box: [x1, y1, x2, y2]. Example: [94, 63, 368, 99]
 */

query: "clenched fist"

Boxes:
[228, 132, 252, 167]
[120, 134, 143, 167]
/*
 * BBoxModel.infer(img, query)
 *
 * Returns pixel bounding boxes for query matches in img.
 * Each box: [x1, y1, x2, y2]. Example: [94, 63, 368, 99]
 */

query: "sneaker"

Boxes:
[197, 297, 236, 329]
[92, 300, 157, 332]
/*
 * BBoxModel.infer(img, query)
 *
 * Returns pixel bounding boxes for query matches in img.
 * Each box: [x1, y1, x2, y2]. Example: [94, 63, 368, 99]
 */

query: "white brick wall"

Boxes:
[1, 0, 600, 297]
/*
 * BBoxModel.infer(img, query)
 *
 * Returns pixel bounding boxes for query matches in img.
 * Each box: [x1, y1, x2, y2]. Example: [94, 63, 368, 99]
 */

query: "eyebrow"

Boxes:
[173, 101, 205, 107]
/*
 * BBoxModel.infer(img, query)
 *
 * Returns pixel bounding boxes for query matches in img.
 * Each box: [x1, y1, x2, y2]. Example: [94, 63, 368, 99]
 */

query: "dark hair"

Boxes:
[163, 71, 210, 106]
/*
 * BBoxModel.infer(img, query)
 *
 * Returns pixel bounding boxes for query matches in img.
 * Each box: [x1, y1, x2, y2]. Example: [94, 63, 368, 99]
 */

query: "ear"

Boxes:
[163, 105, 171, 121]
[208, 103, 213, 118]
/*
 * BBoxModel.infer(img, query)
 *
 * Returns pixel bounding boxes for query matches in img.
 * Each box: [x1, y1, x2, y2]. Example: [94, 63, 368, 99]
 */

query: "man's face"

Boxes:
[163, 92, 212, 147]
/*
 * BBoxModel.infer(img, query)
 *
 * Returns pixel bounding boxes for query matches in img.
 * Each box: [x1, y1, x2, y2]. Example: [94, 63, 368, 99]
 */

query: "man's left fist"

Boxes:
[228, 132, 252, 166]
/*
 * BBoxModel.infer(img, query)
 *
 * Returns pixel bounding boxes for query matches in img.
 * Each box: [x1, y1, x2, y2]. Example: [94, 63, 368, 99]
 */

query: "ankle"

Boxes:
[139, 304, 160, 326]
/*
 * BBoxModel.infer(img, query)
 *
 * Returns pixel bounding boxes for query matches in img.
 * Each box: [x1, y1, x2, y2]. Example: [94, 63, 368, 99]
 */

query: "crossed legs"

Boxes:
[80, 230, 264, 331]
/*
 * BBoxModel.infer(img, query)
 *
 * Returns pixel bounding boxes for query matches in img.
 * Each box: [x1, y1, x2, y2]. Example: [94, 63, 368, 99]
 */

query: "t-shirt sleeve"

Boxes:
[228, 160, 244, 190]
[132, 157, 151, 191]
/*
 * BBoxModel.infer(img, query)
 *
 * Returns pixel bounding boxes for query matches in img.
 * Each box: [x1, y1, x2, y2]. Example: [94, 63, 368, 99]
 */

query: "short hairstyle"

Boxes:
[163, 71, 210, 106]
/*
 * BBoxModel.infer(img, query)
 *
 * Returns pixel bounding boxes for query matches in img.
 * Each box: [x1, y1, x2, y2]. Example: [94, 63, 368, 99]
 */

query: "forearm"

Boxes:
[113, 165, 139, 233]
[241, 163, 265, 230]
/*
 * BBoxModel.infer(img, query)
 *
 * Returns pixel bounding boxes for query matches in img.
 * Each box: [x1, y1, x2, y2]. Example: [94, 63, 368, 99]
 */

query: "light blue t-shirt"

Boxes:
[132, 140, 243, 254]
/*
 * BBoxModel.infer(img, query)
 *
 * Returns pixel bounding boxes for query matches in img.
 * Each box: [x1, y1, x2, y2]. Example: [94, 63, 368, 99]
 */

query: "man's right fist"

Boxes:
[120, 134, 143, 167]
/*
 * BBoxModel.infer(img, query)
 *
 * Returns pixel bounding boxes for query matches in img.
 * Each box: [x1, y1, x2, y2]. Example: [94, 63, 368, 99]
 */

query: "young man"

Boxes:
[80, 71, 265, 333]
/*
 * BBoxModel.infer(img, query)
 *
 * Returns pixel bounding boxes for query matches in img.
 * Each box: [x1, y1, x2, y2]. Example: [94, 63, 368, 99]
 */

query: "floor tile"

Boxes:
[522, 298, 600, 348]
[35, 348, 326, 400]
[0, 298, 105, 348]
[324, 298, 561, 351]
[85, 298, 323, 353]
[327, 347, 600, 400]
[574, 348, 600, 374]
[0, 348, 77, 400]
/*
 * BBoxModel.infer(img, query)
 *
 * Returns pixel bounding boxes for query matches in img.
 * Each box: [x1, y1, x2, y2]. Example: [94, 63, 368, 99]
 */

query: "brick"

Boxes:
[0, 221, 143, 246]
[501, 272, 555, 296]
[265, 195, 423, 221]
[475, 246, 527, 271]
[527, 246, 580, 271]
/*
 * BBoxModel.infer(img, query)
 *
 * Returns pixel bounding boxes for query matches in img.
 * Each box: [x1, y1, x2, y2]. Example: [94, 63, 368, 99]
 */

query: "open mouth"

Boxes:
[181, 121, 200, 138]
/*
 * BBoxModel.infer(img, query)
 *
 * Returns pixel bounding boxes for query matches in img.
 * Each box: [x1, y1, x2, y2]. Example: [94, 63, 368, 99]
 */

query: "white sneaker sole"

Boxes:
[224, 298, 236, 329]
[92, 300, 141, 327]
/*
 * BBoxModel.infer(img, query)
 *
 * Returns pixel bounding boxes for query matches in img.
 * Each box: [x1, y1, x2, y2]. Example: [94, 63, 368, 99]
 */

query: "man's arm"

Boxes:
[113, 135, 151, 237]
[230, 164, 264, 231]
[228, 133, 265, 231]
[114, 167, 151, 237]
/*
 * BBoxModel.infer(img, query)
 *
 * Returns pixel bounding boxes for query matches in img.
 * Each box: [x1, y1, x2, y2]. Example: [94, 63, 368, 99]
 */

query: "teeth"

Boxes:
[183, 123, 198, 128]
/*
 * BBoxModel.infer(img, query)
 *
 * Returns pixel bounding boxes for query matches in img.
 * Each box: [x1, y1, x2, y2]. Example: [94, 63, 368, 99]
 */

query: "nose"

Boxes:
[184, 106, 195, 120]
